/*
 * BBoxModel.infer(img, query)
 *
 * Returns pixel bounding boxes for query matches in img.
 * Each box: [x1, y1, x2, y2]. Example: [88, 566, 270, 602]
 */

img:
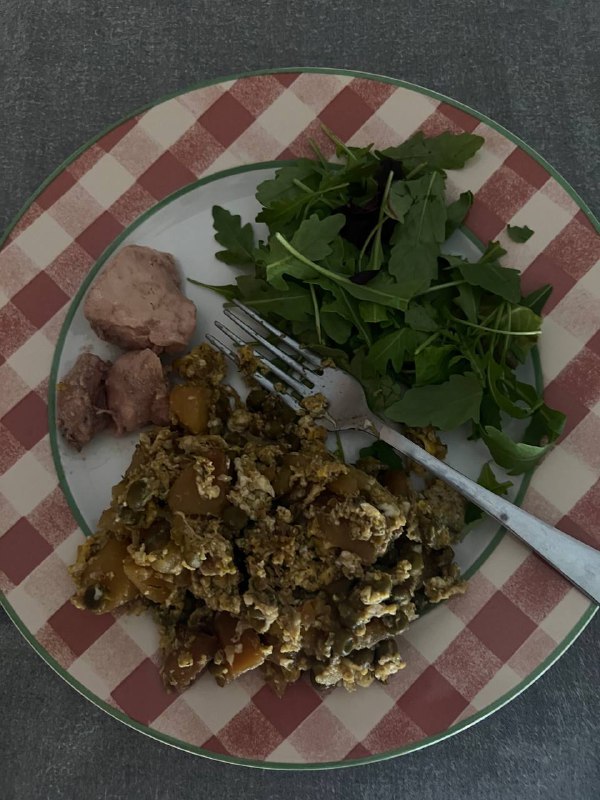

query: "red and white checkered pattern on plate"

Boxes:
[0, 71, 598, 765]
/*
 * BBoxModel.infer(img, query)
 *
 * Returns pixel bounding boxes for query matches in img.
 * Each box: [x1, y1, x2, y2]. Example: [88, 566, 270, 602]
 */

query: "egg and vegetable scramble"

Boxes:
[70, 344, 466, 694]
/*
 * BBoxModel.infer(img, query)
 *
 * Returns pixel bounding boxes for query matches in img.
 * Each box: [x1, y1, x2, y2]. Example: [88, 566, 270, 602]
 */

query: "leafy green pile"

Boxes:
[192, 128, 564, 479]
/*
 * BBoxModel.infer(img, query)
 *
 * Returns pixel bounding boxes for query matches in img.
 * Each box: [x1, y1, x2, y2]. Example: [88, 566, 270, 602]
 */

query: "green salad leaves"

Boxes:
[191, 128, 564, 477]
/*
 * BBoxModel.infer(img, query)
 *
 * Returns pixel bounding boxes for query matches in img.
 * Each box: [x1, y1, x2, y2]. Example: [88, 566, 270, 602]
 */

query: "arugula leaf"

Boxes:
[486, 359, 537, 419]
[235, 276, 314, 322]
[405, 303, 439, 332]
[321, 311, 353, 344]
[415, 344, 456, 386]
[188, 279, 238, 301]
[256, 160, 322, 206]
[403, 172, 447, 242]
[479, 391, 502, 431]
[264, 214, 346, 288]
[522, 284, 553, 316]
[369, 328, 425, 373]
[481, 426, 552, 475]
[294, 214, 346, 260]
[359, 440, 405, 470]
[523, 402, 566, 446]
[257, 164, 349, 234]
[321, 236, 358, 276]
[479, 462, 513, 495]
[350, 349, 405, 413]
[478, 240, 507, 264]
[500, 305, 543, 364]
[212, 206, 258, 267]
[453, 282, 479, 322]
[456, 260, 521, 303]
[207, 129, 564, 481]
[465, 463, 513, 524]
[507, 224, 534, 243]
[501, 305, 542, 334]
[340, 272, 417, 312]
[388, 237, 439, 300]
[321, 285, 372, 345]
[381, 131, 484, 171]
[268, 230, 417, 311]
[358, 302, 390, 323]
[445, 191, 473, 238]
[387, 180, 413, 222]
[385, 373, 483, 429]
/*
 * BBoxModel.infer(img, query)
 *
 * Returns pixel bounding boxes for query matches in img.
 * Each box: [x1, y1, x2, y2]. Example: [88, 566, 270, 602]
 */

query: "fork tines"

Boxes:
[207, 300, 322, 411]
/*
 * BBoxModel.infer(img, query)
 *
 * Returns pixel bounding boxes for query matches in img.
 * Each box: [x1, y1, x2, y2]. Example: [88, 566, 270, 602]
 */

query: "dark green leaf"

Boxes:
[264, 214, 345, 289]
[385, 373, 483, 429]
[454, 282, 479, 323]
[350, 349, 405, 413]
[187, 279, 238, 301]
[358, 302, 390, 323]
[479, 391, 502, 431]
[445, 191, 474, 238]
[256, 160, 321, 207]
[321, 284, 372, 345]
[523, 403, 566, 446]
[380, 131, 484, 171]
[522, 284, 553, 316]
[359, 440, 405, 470]
[415, 345, 456, 386]
[481, 426, 551, 475]
[487, 360, 537, 419]
[293, 214, 347, 261]
[405, 303, 439, 332]
[479, 240, 507, 264]
[320, 236, 358, 276]
[507, 224, 534, 243]
[369, 328, 425, 373]
[465, 463, 513, 524]
[212, 206, 257, 267]
[456, 261, 521, 303]
[321, 310, 353, 344]
[402, 172, 448, 242]
[342, 272, 416, 311]
[235, 276, 314, 322]
[388, 237, 439, 300]
[500, 305, 543, 334]
[387, 181, 413, 222]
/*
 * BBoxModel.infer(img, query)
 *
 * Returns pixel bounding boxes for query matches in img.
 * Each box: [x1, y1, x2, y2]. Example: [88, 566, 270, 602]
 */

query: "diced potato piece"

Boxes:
[123, 559, 187, 603]
[214, 612, 268, 681]
[227, 630, 267, 678]
[170, 385, 212, 434]
[162, 632, 219, 689]
[76, 538, 138, 612]
[167, 450, 229, 516]
[214, 610, 238, 645]
[316, 512, 376, 564]
[327, 471, 359, 497]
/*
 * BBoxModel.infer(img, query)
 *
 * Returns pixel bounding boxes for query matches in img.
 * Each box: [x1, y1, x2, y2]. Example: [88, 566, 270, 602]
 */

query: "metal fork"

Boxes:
[208, 300, 600, 604]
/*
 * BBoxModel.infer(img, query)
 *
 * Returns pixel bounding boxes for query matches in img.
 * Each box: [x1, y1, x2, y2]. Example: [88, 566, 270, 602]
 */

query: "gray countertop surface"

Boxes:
[1, 1, 599, 797]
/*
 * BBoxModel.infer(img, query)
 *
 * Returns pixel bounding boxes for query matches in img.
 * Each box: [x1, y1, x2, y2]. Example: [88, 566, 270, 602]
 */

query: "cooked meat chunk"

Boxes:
[57, 353, 111, 450]
[106, 349, 169, 434]
[83, 245, 196, 353]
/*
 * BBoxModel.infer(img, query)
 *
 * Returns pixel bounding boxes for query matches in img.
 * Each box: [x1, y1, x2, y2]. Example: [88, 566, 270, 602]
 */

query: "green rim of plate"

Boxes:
[1, 67, 597, 771]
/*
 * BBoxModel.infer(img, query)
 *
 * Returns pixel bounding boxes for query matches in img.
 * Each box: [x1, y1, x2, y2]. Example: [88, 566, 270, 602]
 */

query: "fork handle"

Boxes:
[377, 422, 600, 605]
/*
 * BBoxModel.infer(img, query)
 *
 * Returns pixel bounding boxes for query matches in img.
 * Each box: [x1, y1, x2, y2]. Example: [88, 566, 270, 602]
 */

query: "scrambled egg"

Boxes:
[69, 344, 466, 695]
